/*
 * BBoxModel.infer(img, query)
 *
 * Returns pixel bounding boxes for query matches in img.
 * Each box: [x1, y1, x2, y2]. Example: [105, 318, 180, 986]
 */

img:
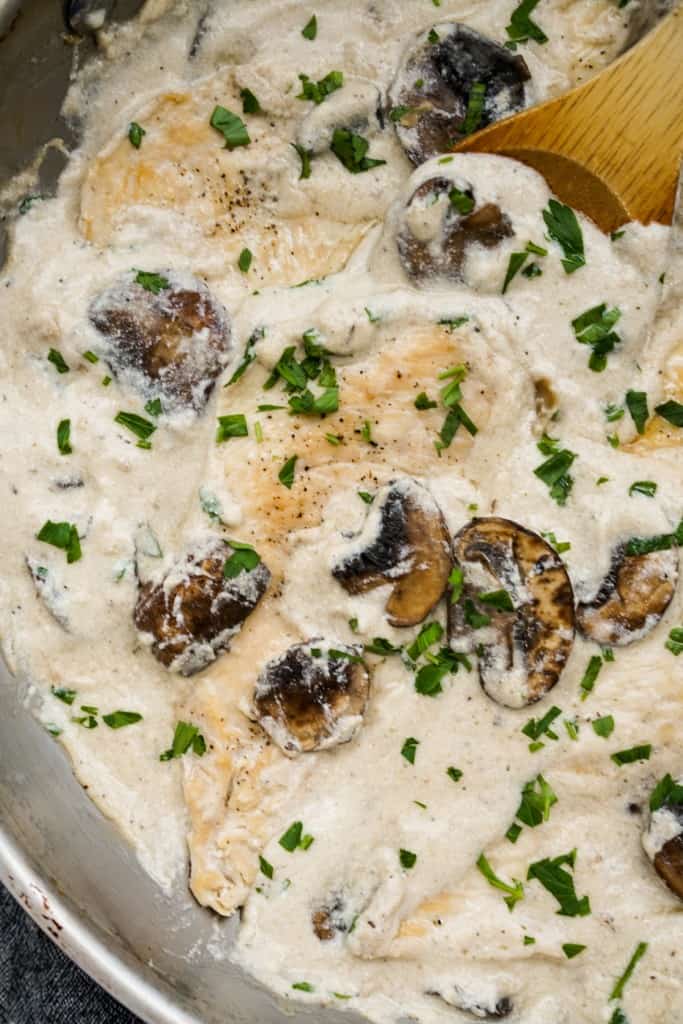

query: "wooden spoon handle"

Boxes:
[457, 5, 683, 224]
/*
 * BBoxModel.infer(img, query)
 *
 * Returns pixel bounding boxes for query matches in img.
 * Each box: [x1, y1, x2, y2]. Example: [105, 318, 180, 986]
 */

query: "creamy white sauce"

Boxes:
[1, 1, 683, 1022]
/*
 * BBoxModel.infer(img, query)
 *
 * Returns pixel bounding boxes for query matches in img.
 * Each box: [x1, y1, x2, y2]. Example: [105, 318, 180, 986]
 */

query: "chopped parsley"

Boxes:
[414, 392, 438, 410]
[115, 411, 157, 448]
[461, 82, 487, 135]
[502, 243, 547, 293]
[401, 736, 419, 764]
[611, 744, 652, 766]
[37, 521, 81, 564]
[103, 710, 143, 729]
[434, 363, 478, 453]
[649, 773, 683, 811]
[292, 981, 314, 993]
[301, 14, 317, 39]
[364, 637, 402, 656]
[625, 517, 683, 556]
[592, 715, 615, 738]
[562, 943, 586, 959]
[331, 128, 386, 173]
[291, 142, 313, 179]
[449, 566, 464, 603]
[259, 855, 274, 879]
[447, 766, 463, 783]
[223, 539, 261, 578]
[128, 122, 146, 148]
[571, 303, 622, 371]
[134, 270, 169, 294]
[238, 248, 252, 273]
[629, 480, 656, 497]
[47, 348, 69, 374]
[542, 199, 585, 274]
[279, 821, 314, 852]
[406, 621, 443, 662]
[57, 418, 72, 455]
[513, 774, 558, 831]
[655, 399, 683, 427]
[463, 600, 491, 628]
[541, 530, 571, 554]
[449, 188, 475, 215]
[52, 686, 76, 705]
[210, 106, 250, 149]
[665, 627, 683, 656]
[476, 852, 524, 911]
[278, 454, 298, 489]
[82, 350, 99, 364]
[626, 389, 649, 434]
[534, 443, 576, 505]
[145, 397, 163, 417]
[358, 490, 375, 504]
[505, 0, 548, 44]
[478, 589, 514, 612]
[216, 414, 248, 442]
[522, 705, 561, 748]
[160, 721, 206, 761]
[527, 849, 590, 916]
[297, 70, 343, 104]
[240, 88, 262, 115]
[580, 654, 603, 700]
[399, 849, 417, 870]
[610, 942, 648, 1001]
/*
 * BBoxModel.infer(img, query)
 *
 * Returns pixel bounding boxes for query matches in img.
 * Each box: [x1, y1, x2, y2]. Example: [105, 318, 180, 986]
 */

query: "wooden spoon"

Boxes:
[454, 4, 683, 233]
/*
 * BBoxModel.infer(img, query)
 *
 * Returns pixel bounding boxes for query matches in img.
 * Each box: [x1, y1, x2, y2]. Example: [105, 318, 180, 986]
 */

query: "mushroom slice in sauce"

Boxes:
[134, 538, 270, 676]
[253, 641, 370, 756]
[642, 779, 683, 901]
[332, 478, 452, 627]
[448, 517, 575, 708]
[397, 176, 512, 285]
[576, 543, 678, 646]
[89, 271, 232, 413]
[389, 23, 531, 165]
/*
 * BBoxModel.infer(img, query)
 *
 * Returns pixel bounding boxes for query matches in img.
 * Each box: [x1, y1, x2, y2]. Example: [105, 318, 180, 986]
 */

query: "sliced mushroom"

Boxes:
[428, 983, 513, 1019]
[448, 518, 575, 708]
[297, 78, 383, 156]
[577, 543, 678, 646]
[642, 781, 683, 901]
[389, 23, 531, 165]
[253, 641, 369, 755]
[89, 271, 232, 413]
[397, 176, 512, 285]
[134, 538, 270, 675]
[332, 478, 452, 627]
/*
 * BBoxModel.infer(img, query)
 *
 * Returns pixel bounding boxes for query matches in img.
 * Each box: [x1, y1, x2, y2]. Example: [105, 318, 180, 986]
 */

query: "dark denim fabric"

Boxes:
[0, 883, 141, 1024]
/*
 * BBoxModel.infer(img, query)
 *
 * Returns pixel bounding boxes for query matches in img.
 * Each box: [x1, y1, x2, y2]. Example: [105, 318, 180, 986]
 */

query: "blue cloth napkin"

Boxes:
[0, 882, 141, 1023]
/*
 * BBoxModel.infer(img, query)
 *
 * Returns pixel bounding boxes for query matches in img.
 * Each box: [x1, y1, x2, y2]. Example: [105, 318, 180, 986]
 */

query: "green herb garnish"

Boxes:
[159, 721, 206, 761]
[477, 852, 524, 911]
[216, 414, 248, 442]
[542, 199, 585, 273]
[611, 744, 652, 766]
[128, 122, 146, 148]
[527, 849, 590, 916]
[210, 106, 250, 148]
[37, 521, 81, 564]
[103, 710, 143, 729]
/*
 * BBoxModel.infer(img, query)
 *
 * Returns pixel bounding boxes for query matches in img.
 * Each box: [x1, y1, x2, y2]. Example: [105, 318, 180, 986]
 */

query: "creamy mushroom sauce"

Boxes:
[1, 1, 682, 1022]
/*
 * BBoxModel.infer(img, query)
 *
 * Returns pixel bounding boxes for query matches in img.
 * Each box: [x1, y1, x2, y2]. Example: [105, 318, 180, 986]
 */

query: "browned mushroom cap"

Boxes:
[643, 782, 683, 901]
[332, 478, 452, 628]
[577, 543, 678, 646]
[89, 271, 231, 412]
[448, 517, 575, 708]
[253, 642, 370, 756]
[397, 176, 512, 285]
[389, 23, 531, 165]
[134, 538, 270, 675]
